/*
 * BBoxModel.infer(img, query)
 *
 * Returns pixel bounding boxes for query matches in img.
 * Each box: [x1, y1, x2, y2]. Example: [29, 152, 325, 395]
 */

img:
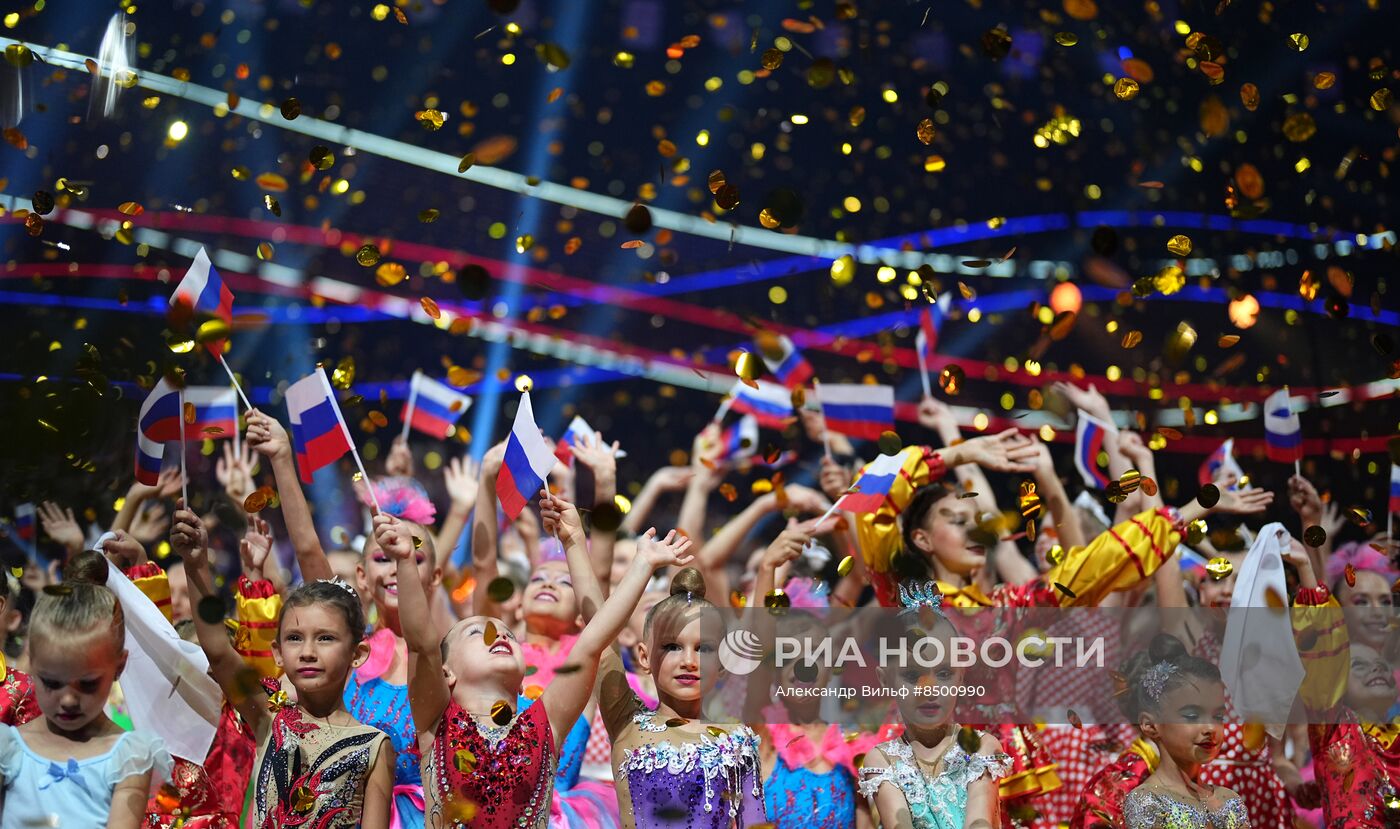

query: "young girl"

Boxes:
[0, 582, 171, 829]
[247, 407, 433, 827]
[597, 566, 768, 829]
[1120, 634, 1249, 828]
[378, 510, 693, 828]
[172, 503, 394, 827]
[858, 592, 1009, 829]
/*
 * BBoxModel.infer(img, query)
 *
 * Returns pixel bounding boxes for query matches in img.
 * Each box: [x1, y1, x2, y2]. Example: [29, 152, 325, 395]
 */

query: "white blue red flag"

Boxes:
[1390, 464, 1400, 515]
[758, 334, 814, 389]
[555, 415, 595, 465]
[13, 503, 34, 544]
[840, 451, 908, 513]
[716, 414, 759, 462]
[135, 378, 182, 485]
[816, 383, 894, 441]
[183, 386, 238, 439]
[1073, 410, 1115, 490]
[917, 293, 951, 362]
[400, 371, 472, 440]
[1263, 389, 1302, 463]
[1198, 438, 1244, 486]
[169, 248, 234, 356]
[728, 380, 795, 430]
[497, 392, 559, 520]
[286, 367, 356, 485]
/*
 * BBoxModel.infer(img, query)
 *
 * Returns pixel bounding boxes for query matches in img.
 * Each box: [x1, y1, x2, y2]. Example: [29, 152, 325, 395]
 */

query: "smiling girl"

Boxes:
[0, 582, 171, 829]
[1121, 634, 1248, 828]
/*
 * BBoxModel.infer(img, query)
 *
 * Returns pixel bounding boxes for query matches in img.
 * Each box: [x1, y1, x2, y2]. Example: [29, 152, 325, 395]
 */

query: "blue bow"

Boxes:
[40, 759, 93, 796]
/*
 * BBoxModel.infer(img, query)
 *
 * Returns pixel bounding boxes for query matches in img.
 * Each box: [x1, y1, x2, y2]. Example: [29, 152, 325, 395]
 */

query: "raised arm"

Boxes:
[111, 468, 183, 534]
[373, 513, 450, 734]
[1030, 440, 1086, 551]
[1287, 473, 1332, 578]
[542, 527, 693, 750]
[170, 500, 270, 741]
[245, 408, 332, 582]
[570, 430, 621, 593]
[678, 424, 725, 544]
[621, 466, 694, 535]
[434, 456, 479, 562]
[540, 490, 604, 621]
[469, 440, 508, 616]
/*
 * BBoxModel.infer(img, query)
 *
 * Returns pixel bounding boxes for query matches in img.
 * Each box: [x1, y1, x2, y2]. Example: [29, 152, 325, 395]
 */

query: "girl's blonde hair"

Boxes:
[30, 583, 125, 656]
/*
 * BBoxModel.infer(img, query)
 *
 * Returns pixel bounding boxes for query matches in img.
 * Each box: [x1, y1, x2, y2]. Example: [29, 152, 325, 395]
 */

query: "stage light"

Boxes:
[167, 119, 188, 141]
[1049, 281, 1082, 315]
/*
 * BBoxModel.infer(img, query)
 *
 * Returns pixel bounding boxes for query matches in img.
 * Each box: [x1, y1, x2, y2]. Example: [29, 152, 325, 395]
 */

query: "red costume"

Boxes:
[426, 698, 556, 829]
[0, 652, 40, 726]
[1068, 738, 1156, 828]
[145, 703, 257, 828]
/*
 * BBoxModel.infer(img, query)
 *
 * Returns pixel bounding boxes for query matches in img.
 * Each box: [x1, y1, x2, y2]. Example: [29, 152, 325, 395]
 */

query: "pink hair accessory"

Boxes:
[359, 476, 437, 525]
[1325, 540, 1398, 587]
[782, 576, 829, 610]
[355, 627, 397, 681]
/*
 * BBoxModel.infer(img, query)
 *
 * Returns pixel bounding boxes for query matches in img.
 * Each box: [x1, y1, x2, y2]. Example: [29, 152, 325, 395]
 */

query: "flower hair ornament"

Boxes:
[316, 576, 359, 597]
[897, 580, 946, 617]
[1140, 661, 1179, 703]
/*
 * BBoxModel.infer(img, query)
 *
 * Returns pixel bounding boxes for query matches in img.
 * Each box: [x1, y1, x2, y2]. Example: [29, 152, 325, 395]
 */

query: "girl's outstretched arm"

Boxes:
[541, 527, 693, 750]
[374, 513, 450, 734]
[245, 408, 333, 582]
[469, 440, 508, 617]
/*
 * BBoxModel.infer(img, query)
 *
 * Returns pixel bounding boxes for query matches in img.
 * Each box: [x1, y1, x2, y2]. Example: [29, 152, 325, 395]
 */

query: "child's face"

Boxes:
[167, 561, 192, 623]
[273, 604, 367, 698]
[887, 626, 964, 728]
[1141, 678, 1228, 767]
[1340, 570, 1394, 651]
[610, 539, 637, 589]
[443, 615, 524, 687]
[1344, 643, 1397, 715]
[1199, 553, 1243, 609]
[908, 495, 984, 577]
[640, 613, 723, 704]
[521, 561, 580, 631]
[359, 530, 440, 614]
[30, 631, 127, 733]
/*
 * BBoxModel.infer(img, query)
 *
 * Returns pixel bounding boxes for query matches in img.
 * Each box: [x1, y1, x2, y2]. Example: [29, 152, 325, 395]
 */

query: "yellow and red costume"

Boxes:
[853, 445, 1185, 817]
[0, 651, 40, 726]
[126, 564, 283, 828]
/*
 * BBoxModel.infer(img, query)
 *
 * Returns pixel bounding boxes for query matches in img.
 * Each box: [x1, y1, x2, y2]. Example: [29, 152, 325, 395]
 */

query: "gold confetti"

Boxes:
[1371, 88, 1393, 111]
[1206, 557, 1233, 581]
[1113, 78, 1140, 100]
[490, 700, 513, 726]
[416, 109, 447, 130]
[1287, 33, 1309, 52]
[1303, 525, 1327, 547]
[1121, 330, 1142, 349]
[331, 356, 356, 389]
[1283, 113, 1317, 142]
[355, 244, 381, 266]
[939, 365, 964, 395]
[280, 98, 302, 120]
[1054, 32, 1078, 46]
[420, 297, 441, 319]
[375, 263, 407, 286]
[1218, 334, 1240, 347]
[916, 118, 936, 145]
[1166, 234, 1192, 257]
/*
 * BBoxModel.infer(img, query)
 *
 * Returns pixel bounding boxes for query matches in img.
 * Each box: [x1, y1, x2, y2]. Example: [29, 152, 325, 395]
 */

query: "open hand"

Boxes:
[951, 429, 1039, 474]
[37, 501, 85, 556]
[634, 527, 695, 573]
[240, 516, 274, 581]
[443, 456, 480, 508]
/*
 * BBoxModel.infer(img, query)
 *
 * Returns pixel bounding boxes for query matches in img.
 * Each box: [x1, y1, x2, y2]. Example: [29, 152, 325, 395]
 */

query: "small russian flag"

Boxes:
[729, 380, 795, 430]
[497, 392, 559, 520]
[400, 371, 473, 440]
[184, 386, 238, 439]
[555, 415, 596, 466]
[169, 248, 235, 355]
[717, 415, 759, 462]
[14, 503, 34, 543]
[1263, 388, 1303, 464]
[1389, 464, 1400, 516]
[1198, 438, 1244, 486]
[286, 367, 356, 485]
[1178, 545, 1208, 579]
[758, 334, 815, 390]
[917, 293, 950, 362]
[816, 383, 894, 441]
[136, 378, 182, 485]
[1073, 410, 1115, 490]
[840, 451, 908, 514]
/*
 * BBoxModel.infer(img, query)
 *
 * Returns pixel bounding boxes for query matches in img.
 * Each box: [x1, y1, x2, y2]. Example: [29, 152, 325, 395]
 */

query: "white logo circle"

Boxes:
[718, 628, 764, 676]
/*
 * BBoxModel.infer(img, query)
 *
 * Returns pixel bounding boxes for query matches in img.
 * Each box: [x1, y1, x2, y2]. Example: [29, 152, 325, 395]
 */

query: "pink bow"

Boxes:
[388, 783, 426, 829]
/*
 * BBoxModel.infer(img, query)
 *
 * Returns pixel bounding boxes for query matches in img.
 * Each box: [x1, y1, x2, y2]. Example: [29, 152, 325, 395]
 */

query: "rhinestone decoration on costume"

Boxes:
[857, 736, 1011, 829]
[1122, 787, 1252, 829]
[620, 715, 766, 828]
[252, 704, 388, 829]
[427, 698, 555, 829]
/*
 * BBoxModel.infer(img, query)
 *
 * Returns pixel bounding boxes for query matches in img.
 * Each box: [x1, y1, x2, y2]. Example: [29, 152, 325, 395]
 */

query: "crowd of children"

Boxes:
[0, 389, 1396, 829]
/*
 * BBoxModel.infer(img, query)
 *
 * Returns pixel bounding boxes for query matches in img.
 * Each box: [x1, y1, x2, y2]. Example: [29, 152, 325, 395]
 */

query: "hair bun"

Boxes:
[1147, 633, 1189, 664]
[670, 567, 707, 600]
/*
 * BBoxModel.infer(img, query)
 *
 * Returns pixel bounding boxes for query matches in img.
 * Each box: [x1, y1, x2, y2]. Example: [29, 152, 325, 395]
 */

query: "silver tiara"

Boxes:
[316, 576, 358, 597]
[897, 580, 946, 616]
[1141, 661, 1179, 702]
